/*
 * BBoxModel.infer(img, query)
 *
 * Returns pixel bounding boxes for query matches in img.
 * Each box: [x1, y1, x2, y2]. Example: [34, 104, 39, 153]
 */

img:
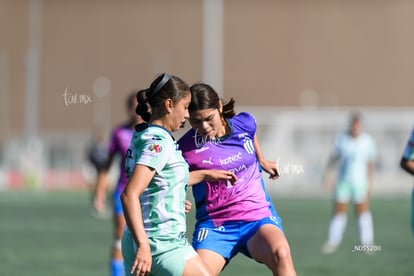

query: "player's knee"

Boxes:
[273, 245, 292, 265]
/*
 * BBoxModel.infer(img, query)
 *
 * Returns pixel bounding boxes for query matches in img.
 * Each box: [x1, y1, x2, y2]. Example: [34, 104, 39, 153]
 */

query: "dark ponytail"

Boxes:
[136, 73, 190, 122]
[136, 89, 151, 122]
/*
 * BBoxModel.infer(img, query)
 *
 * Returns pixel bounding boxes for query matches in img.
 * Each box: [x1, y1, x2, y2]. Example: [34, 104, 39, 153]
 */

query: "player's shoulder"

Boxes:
[230, 112, 256, 126]
[234, 111, 255, 121]
[177, 128, 195, 142]
[229, 112, 257, 135]
[360, 132, 374, 142]
[141, 124, 175, 147]
[334, 132, 350, 146]
[177, 129, 197, 154]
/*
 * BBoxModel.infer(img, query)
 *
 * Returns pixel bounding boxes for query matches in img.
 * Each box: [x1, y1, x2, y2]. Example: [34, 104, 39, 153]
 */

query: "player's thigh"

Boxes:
[192, 223, 238, 268]
[151, 244, 198, 276]
[335, 181, 352, 204]
[195, 249, 226, 276]
[352, 182, 368, 204]
[247, 224, 291, 265]
[351, 182, 370, 214]
[182, 254, 214, 276]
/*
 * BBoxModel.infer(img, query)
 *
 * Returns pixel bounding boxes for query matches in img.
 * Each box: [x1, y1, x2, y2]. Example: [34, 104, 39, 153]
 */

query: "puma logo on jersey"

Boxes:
[202, 157, 213, 165]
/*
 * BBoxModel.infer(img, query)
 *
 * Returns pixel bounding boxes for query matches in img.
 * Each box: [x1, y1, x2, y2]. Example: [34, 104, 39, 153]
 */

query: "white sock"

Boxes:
[327, 213, 347, 246]
[358, 211, 374, 245]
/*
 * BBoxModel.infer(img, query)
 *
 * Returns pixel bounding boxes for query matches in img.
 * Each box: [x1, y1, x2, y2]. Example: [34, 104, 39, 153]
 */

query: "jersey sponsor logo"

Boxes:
[149, 144, 162, 153]
[229, 164, 247, 174]
[219, 152, 242, 165]
[238, 132, 248, 139]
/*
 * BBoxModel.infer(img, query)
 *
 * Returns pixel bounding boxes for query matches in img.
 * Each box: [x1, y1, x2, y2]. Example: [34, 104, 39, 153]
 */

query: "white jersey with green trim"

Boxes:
[125, 123, 189, 238]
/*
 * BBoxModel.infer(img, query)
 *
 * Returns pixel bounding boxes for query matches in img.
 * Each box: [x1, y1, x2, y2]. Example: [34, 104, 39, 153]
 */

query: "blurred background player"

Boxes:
[321, 112, 377, 254]
[84, 126, 108, 210]
[93, 91, 144, 276]
[399, 126, 414, 236]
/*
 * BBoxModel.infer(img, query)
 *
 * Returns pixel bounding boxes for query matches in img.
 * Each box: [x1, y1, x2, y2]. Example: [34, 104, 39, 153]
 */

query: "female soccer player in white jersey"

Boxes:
[400, 126, 414, 236]
[121, 74, 234, 276]
[321, 113, 377, 254]
[93, 92, 144, 276]
[177, 83, 297, 276]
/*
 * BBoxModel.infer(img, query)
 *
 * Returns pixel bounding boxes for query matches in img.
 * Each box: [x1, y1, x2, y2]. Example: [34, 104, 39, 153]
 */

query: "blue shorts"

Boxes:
[192, 216, 283, 261]
[112, 188, 123, 215]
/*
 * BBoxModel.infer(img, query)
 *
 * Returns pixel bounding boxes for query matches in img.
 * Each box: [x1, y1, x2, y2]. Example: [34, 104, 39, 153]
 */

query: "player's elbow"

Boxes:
[120, 189, 131, 209]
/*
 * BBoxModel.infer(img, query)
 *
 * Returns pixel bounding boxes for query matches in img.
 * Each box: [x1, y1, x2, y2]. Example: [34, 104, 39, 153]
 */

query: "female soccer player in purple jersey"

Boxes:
[177, 83, 297, 276]
[93, 92, 144, 276]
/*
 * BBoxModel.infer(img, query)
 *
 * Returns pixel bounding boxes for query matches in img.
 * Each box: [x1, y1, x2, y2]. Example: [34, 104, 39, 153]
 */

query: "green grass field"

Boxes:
[0, 191, 412, 276]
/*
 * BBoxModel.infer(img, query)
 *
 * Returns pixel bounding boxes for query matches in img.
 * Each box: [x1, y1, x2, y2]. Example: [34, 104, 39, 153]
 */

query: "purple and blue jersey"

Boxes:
[108, 123, 134, 194]
[178, 112, 276, 227]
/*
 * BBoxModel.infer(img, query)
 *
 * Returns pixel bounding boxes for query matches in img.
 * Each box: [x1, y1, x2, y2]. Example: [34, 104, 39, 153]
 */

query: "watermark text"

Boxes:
[62, 86, 93, 106]
[352, 244, 382, 253]
[276, 158, 304, 174]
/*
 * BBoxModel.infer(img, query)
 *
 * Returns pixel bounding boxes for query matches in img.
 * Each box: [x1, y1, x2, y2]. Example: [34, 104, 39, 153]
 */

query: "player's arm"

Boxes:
[254, 133, 279, 179]
[400, 158, 414, 176]
[322, 152, 339, 190]
[93, 153, 114, 214]
[188, 170, 237, 186]
[121, 164, 154, 275]
[367, 161, 375, 198]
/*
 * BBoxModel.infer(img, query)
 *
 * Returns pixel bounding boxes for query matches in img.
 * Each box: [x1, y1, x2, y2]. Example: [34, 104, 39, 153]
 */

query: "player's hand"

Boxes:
[323, 180, 333, 192]
[131, 243, 152, 276]
[204, 170, 238, 185]
[184, 199, 192, 214]
[260, 159, 280, 180]
[321, 171, 334, 192]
